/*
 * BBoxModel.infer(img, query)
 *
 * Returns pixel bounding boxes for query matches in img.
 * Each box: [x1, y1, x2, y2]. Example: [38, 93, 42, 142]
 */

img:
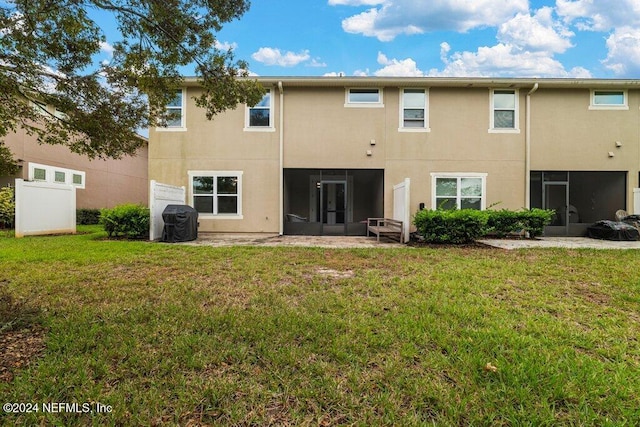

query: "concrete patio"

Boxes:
[178, 233, 640, 250]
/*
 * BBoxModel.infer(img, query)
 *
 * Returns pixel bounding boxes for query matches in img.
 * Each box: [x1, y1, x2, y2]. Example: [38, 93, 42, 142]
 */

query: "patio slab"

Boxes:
[176, 233, 640, 249]
[479, 237, 640, 250]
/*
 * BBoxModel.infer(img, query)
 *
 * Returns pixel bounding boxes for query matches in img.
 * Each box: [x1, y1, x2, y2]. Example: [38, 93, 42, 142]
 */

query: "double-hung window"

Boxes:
[590, 90, 627, 110]
[345, 88, 383, 107]
[190, 171, 243, 217]
[400, 88, 429, 131]
[431, 173, 487, 210]
[490, 89, 519, 132]
[245, 90, 273, 130]
[158, 89, 185, 130]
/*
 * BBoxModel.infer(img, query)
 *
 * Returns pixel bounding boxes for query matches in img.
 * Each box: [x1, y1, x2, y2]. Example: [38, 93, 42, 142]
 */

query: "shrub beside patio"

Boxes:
[414, 208, 555, 243]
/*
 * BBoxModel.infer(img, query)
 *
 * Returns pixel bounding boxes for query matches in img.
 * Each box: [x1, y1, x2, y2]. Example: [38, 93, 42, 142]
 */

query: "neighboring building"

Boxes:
[148, 77, 640, 236]
[1, 125, 148, 209]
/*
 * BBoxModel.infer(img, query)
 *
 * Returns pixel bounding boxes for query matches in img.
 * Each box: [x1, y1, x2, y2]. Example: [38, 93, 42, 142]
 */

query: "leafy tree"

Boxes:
[0, 0, 264, 168]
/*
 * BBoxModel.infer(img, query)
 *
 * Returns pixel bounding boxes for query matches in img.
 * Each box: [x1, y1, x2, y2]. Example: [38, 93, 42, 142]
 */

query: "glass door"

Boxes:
[321, 180, 346, 235]
[543, 182, 569, 235]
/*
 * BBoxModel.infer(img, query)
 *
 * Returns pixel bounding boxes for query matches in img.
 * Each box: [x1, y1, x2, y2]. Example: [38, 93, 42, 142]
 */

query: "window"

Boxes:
[400, 88, 429, 131]
[157, 89, 185, 130]
[28, 162, 85, 188]
[590, 90, 627, 110]
[490, 89, 519, 132]
[245, 90, 273, 130]
[431, 173, 487, 210]
[189, 171, 243, 217]
[33, 168, 46, 181]
[345, 88, 383, 107]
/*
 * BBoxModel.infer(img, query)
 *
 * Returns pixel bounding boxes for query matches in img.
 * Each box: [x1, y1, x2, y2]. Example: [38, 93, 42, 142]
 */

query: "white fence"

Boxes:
[393, 178, 411, 243]
[149, 180, 186, 241]
[15, 179, 76, 238]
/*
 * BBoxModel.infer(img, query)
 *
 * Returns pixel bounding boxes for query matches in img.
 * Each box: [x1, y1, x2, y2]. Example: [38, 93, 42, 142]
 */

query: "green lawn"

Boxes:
[1, 227, 639, 426]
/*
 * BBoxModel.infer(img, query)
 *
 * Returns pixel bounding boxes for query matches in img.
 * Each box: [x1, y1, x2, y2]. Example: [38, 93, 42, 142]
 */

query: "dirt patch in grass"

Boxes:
[0, 290, 46, 382]
[0, 327, 46, 382]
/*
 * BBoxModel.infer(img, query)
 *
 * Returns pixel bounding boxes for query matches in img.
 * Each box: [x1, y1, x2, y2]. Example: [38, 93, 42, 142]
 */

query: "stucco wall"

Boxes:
[2, 128, 148, 209]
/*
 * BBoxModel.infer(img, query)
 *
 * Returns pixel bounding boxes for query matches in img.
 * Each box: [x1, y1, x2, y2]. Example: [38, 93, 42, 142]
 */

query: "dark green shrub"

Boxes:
[414, 209, 488, 244]
[76, 208, 101, 225]
[0, 187, 15, 229]
[485, 208, 555, 238]
[485, 209, 526, 237]
[100, 204, 150, 239]
[523, 208, 555, 237]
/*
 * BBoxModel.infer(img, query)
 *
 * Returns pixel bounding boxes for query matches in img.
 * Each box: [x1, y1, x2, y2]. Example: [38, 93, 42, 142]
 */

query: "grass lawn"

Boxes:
[1, 226, 639, 426]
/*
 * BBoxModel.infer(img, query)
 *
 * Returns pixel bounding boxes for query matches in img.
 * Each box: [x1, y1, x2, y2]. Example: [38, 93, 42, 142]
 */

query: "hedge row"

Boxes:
[413, 208, 555, 244]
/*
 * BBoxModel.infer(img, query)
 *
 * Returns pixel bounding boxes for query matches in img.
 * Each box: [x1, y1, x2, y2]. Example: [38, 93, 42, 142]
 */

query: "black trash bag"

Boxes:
[587, 220, 640, 241]
[161, 205, 198, 243]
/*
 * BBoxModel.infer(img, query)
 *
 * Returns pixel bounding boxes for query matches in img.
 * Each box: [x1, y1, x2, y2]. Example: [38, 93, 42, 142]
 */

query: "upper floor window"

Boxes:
[166, 90, 184, 127]
[245, 90, 273, 130]
[399, 88, 429, 131]
[345, 88, 383, 107]
[189, 171, 243, 218]
[490, 89, 519, 132]
[431, 173, 487, 210]
[590, 90, 628, 110]
[156, 89, 186, 131]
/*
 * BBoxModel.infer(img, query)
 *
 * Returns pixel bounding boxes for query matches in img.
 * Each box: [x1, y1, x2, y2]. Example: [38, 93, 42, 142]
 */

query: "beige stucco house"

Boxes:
[149, 77, 640, 237]
[1, 126, 148, 210]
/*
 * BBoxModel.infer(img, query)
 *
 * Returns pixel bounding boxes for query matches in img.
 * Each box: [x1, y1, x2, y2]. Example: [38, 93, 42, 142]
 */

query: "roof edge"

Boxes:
[180, 76, 640, 89]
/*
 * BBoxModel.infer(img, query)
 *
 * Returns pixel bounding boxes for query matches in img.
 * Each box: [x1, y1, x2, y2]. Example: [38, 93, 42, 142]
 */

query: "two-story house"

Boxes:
[149, 77, 640, 237]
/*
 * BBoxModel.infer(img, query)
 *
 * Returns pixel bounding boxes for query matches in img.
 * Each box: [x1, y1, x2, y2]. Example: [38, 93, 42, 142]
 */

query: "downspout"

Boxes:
[278, 81, 284, 235]
[525, 83, 539, 209]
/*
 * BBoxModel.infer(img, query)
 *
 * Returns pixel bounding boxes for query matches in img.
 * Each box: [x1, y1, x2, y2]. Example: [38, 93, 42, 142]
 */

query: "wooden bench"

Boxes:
[367, 218, 403, 242]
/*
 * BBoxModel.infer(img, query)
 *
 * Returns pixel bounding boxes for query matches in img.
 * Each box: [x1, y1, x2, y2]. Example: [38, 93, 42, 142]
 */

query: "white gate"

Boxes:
[149, 180, 186, 241]
[393, 178, 411, 243]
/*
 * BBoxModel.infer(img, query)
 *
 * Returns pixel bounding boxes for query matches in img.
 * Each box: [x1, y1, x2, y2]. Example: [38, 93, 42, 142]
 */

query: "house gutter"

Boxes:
[525, 83, 539, 209]
[278, 81, 284, 235]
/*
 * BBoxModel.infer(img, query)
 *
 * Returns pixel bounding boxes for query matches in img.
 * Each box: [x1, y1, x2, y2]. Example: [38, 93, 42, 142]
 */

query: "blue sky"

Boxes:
[98, 0, 640, 79]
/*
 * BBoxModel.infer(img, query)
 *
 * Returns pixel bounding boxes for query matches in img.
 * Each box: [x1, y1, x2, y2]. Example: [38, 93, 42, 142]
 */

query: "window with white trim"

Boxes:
[431, 173, 487, 210]
[158, 89, 185, 129]
[245, 90, 273, 130]
[490, 89, 519, 132]
[189, 171, 243, 217]
[345, 88, 383, 107]
[400, 88, 429, 131]
[590, 90, 628, 110]
[28, 162, 86, 188]
[33, 168, 46, 181]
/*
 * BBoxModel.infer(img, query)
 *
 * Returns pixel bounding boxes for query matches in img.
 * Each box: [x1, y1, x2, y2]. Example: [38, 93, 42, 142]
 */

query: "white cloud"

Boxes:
[328, 0, 384, 5]
[339, 0, 528, 41]
[602, 27, 640, 76]
[307, 58, 328, 68]
[215, 40, 238, 51]
[431, 42, 591, 78]
[99, 41, 114, 57]
[374, 52, 424, 76]
[556, 0, 640, 31]
[251, 47, 311, 67]
[498, 8, 574, 54]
